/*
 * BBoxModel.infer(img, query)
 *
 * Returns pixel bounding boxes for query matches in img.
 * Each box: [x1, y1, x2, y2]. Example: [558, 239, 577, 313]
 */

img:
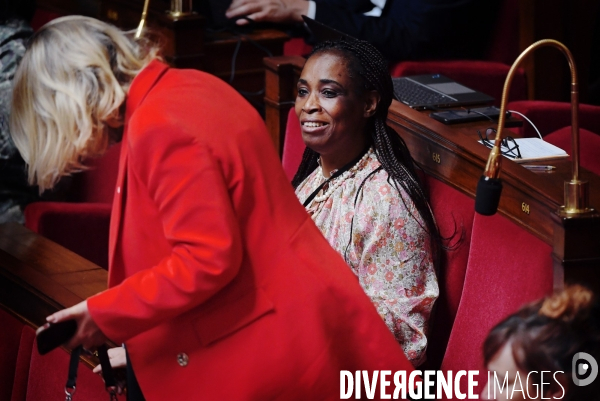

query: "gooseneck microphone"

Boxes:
[475, 39, 590, 216]
[475, 176, 503, 216]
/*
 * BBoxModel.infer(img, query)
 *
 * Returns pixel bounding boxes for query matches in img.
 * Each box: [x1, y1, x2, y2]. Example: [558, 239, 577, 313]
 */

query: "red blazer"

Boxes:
[87, 60, 413, 400]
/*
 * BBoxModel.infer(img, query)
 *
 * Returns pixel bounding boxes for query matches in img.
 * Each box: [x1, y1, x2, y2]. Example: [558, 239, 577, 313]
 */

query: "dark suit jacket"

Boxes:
[314, 0, 502, 62]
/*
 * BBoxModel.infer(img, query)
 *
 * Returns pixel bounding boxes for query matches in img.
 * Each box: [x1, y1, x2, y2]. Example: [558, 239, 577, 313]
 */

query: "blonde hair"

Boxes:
[10, 16, 159, 191]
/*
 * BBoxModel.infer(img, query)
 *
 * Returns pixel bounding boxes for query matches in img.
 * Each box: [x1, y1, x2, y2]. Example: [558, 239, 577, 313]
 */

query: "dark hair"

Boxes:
[0, 0, 36, 23]
[292, 37, 442, 272]
[483, 285, 600, 400]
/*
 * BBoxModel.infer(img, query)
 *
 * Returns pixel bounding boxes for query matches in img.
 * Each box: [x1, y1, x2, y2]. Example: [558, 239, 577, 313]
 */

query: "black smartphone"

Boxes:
[36, 320, 77, 355]
[429, 106, 510, 125]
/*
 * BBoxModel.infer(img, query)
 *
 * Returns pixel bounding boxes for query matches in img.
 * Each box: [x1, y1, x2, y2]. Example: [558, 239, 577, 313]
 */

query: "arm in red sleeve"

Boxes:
[88, 122, 243, 344]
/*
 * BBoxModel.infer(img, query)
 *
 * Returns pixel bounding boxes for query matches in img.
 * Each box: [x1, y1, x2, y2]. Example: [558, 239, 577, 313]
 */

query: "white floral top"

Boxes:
[296, 149, 438, 366]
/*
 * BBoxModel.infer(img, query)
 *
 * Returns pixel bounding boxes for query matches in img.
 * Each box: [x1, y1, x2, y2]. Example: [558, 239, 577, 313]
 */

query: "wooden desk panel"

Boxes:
[0, 223, 107, 326]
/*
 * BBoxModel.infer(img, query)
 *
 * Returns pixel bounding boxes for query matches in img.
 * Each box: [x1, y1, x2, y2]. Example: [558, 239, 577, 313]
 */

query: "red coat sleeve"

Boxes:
[87, 121, 243, 344]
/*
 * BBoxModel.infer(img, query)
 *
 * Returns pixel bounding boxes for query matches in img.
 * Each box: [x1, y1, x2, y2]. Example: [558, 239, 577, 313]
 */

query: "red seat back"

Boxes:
[440, 213, 553, 399]
[485, 0, 521, 64]
[66, 143, 121, 204]
[507, 100, 600, 138]
[31, 9, 62, 32]
[545, 127, 600, 176]
[10, 326, 35, 401]
[423, 177, 475, 369]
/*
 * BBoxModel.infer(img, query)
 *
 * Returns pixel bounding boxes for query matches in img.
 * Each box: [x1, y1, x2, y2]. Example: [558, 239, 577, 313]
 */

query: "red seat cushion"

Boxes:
[544, 127, 600, 176]
[27, 340, 107, 401]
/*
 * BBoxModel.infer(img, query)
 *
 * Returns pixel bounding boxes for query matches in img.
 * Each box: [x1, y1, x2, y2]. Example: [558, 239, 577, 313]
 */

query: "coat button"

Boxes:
[177, 353, 189, 367]
[116, 186, 121, 194]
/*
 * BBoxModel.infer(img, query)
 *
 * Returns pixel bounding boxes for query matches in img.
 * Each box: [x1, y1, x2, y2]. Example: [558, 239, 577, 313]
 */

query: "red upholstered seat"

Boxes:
[0, 309, 105, 401]
[544, 127, 600, 176]
[440, 213, 553, 399]
[507, 100, 600, 138]
[24, 143, 121, 269]
[10, 326, 35, 401]
[423, 177, 475, 369]
[31, 9, 62, 32]
[0, 308, 26, 401]
[284, 37, 313, 57]
[26, 339, 106, 401]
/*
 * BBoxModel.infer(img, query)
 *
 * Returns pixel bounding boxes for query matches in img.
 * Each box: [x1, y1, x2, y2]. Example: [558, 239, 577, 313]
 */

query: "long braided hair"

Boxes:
[292, 38, 443, 272]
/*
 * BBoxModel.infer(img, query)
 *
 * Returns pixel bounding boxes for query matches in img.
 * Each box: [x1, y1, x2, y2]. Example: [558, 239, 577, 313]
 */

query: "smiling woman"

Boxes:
[293, 38, 442, 367]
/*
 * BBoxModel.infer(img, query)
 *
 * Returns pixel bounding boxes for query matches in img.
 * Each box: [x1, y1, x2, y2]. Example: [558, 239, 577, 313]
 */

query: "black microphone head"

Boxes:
[475, 176, 503, 216]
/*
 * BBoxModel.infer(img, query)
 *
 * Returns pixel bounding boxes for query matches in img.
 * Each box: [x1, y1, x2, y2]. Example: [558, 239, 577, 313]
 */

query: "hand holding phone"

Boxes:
[36, 319, 77, 355]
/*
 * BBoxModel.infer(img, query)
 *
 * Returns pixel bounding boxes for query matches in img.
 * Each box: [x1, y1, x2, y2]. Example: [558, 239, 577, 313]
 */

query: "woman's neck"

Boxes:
[320, 142, 370, 178]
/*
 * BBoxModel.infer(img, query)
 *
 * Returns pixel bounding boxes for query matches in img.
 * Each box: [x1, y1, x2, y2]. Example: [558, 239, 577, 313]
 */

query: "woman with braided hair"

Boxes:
[294, 38, 440, 366]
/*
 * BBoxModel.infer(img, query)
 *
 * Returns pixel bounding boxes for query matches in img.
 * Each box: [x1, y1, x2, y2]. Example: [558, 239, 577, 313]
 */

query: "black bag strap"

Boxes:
[65, 345, 118, 401]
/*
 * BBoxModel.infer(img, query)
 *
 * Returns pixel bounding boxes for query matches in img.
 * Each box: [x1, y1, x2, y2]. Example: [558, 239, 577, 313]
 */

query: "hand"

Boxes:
[93, 347, 127, 373]
[226, 0, 309, 25]
[93, 347, 127, 395]
[46, 300, 107, 351]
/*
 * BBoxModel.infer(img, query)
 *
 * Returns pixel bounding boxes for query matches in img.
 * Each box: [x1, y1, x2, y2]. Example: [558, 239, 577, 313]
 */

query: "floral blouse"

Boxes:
[296, 148, 438, 366]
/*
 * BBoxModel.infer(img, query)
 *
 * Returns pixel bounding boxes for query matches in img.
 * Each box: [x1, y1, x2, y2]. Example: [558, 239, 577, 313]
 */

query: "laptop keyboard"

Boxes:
[392, 78, 455, 107]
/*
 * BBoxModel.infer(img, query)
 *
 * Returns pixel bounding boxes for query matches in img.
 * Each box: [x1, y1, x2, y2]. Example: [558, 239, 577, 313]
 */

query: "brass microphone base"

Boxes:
[559, 180, 594, 215]
[168, 11, 195, 17]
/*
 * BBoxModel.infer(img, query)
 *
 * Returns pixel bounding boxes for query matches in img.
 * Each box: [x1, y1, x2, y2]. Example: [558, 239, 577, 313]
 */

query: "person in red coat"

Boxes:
[10, 16, 414, 399]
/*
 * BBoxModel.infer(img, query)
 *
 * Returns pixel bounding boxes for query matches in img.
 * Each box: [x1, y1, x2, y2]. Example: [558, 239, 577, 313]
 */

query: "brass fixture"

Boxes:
[135, 0, 150, 39]
[476, 39, 593, 216]
[170, 0, 194, 17]
[135, 0, 195, 39]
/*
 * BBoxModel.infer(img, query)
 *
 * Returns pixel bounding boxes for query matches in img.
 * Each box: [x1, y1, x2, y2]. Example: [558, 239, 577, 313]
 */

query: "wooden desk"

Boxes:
[264, 56, 600, 292]
[0, 222, 107, 327]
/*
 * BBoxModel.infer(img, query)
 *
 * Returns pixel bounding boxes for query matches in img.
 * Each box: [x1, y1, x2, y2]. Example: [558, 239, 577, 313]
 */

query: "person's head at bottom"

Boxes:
[482, 285, 600, 400]
[10, 16, 158, 192]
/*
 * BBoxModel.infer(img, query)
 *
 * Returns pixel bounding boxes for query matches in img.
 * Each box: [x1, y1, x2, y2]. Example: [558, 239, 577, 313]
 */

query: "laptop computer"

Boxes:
[302, 16, 495, 109]
[392, 75, 494, 110]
